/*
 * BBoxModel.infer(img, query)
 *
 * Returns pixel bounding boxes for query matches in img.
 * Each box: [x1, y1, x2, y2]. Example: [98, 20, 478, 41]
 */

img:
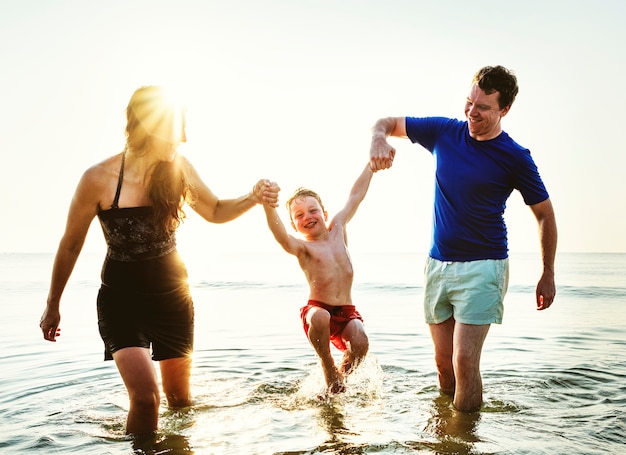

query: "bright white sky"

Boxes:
[1, 0, 624, 257]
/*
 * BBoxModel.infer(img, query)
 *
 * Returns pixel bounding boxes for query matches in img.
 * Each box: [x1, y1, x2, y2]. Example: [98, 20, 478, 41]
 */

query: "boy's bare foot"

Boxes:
[323, 367, 345, 394]
[316, 379, 346, 401]
[328, 379, 346, 394]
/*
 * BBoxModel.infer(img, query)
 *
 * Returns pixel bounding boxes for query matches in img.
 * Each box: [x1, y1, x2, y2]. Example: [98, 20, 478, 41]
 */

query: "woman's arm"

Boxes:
[184, 157, 277, 223]
[41, 167, 102, 341]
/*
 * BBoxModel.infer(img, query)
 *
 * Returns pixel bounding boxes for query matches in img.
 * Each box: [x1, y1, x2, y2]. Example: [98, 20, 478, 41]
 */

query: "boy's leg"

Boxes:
[339, 319, 369, 375]
[306, 306, 344, 392]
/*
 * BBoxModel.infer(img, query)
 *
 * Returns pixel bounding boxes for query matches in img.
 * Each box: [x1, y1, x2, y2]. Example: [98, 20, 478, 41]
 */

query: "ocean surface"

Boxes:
[0, 251, 624, 454]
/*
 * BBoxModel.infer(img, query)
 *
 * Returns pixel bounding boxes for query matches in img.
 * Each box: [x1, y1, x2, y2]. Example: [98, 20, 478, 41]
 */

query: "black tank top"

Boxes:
[97, 152, 176, 262]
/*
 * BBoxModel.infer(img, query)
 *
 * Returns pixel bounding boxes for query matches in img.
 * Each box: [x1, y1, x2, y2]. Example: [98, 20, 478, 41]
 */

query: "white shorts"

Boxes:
[423, 257, 509, 325]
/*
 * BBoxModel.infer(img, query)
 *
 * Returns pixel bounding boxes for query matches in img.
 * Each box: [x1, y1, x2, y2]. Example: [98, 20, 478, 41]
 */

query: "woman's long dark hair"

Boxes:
[125, 86, 191, 232]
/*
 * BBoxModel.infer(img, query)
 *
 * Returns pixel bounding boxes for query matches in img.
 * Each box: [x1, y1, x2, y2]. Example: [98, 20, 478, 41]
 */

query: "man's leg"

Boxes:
[339, 319, 369, 375]
[113, 347, 160, 435]
[306, 306, 344, 392]
[429, 317, 456, 395]
[452, 322, 490, 412]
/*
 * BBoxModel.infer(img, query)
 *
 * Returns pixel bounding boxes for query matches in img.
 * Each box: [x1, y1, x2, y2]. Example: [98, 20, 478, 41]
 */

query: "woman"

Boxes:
[39, 86, 278, 435]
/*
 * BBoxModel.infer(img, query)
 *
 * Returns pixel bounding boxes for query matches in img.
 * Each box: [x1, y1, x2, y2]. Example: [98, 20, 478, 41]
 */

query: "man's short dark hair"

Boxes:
[473, 66, 519, 109]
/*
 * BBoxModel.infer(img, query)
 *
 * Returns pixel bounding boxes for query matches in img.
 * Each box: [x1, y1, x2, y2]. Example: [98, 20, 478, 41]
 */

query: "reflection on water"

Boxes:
[296, 392, 484, 455]
[317, 401, 349, 436]
[131, 433, 194, 455]
[422, 394, 481, 454]
[314, 402, 360, 455]
[2, 253, 626, 454]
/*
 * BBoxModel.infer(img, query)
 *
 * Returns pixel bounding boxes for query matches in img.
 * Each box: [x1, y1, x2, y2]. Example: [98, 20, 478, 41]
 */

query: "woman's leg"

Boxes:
[160, 356, 193, 408]
[113, 347, 160, 435]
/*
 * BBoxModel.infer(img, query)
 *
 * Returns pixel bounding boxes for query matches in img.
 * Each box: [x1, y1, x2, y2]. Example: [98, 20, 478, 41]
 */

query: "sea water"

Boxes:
[0, 252, 624, 454]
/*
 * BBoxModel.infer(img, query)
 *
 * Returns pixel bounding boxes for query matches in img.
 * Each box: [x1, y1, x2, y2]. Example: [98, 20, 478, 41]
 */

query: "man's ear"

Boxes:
[324, 211, 328, 221]
[501, 104, 511, 118]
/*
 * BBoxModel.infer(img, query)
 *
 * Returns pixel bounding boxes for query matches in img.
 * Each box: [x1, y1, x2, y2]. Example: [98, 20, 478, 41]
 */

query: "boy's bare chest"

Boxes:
[304, 238, 350, 269]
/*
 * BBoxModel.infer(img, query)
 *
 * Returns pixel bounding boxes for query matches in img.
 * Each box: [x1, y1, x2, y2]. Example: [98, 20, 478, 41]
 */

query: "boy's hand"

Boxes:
[264, 181, 281, 207]
[253, 179, 280, 208]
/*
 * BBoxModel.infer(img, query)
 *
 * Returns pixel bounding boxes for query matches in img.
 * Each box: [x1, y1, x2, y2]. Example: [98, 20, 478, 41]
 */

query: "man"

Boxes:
[369, 65, 557, 411]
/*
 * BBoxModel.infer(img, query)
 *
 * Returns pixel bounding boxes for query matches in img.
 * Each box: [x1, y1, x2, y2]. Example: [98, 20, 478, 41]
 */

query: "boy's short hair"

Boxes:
[286, 188, 326, 218]
[472, 65, 519, 109]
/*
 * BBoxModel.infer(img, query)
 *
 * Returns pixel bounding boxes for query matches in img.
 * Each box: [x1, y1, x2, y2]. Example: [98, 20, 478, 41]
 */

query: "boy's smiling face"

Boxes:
[289, 196, 328, 238]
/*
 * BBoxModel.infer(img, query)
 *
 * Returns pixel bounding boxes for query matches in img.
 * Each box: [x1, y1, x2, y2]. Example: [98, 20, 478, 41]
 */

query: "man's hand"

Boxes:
[536, 272, 556, 310]
[40, 308, 61, 342]
[369, 136, 396, 171]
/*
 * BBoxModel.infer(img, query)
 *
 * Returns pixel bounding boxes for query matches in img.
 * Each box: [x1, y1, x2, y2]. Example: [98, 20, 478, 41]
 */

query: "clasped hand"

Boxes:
[253, 179, 281, 208]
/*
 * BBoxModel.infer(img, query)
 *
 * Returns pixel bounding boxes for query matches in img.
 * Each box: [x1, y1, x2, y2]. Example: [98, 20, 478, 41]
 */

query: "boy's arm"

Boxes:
[334, 163, 374, 225]
[263, 203, 305, 257]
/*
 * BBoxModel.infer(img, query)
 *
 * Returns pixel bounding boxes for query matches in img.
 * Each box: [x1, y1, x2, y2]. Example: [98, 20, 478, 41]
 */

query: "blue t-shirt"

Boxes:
[406, 117, 549, 261]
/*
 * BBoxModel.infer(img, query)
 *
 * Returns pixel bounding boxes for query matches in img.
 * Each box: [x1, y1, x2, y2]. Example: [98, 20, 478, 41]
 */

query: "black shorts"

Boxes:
[97, 252, 194, 361]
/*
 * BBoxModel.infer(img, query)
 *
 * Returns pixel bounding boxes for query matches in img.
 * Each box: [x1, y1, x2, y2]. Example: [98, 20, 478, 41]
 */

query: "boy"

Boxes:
[262, 164, 374, 393]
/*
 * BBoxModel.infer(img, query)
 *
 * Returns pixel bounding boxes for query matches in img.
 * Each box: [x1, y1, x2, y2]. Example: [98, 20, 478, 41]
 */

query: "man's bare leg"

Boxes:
[429, 317, 456, 395]
[452, 322, 490, 412]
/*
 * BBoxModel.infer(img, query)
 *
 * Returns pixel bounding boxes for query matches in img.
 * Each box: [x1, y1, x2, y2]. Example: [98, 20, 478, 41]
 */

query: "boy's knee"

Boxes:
[354, 333, 369, 355]
[308, 308, 331, 328]
[344, 332, 369, 358]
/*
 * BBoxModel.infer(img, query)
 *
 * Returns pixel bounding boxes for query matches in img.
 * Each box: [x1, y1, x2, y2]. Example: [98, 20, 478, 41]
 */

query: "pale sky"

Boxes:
[1, 0, 624, 257]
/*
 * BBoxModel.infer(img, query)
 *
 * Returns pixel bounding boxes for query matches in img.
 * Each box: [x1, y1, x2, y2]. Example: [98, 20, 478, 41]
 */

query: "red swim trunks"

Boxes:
[300, 300, 364, 351]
